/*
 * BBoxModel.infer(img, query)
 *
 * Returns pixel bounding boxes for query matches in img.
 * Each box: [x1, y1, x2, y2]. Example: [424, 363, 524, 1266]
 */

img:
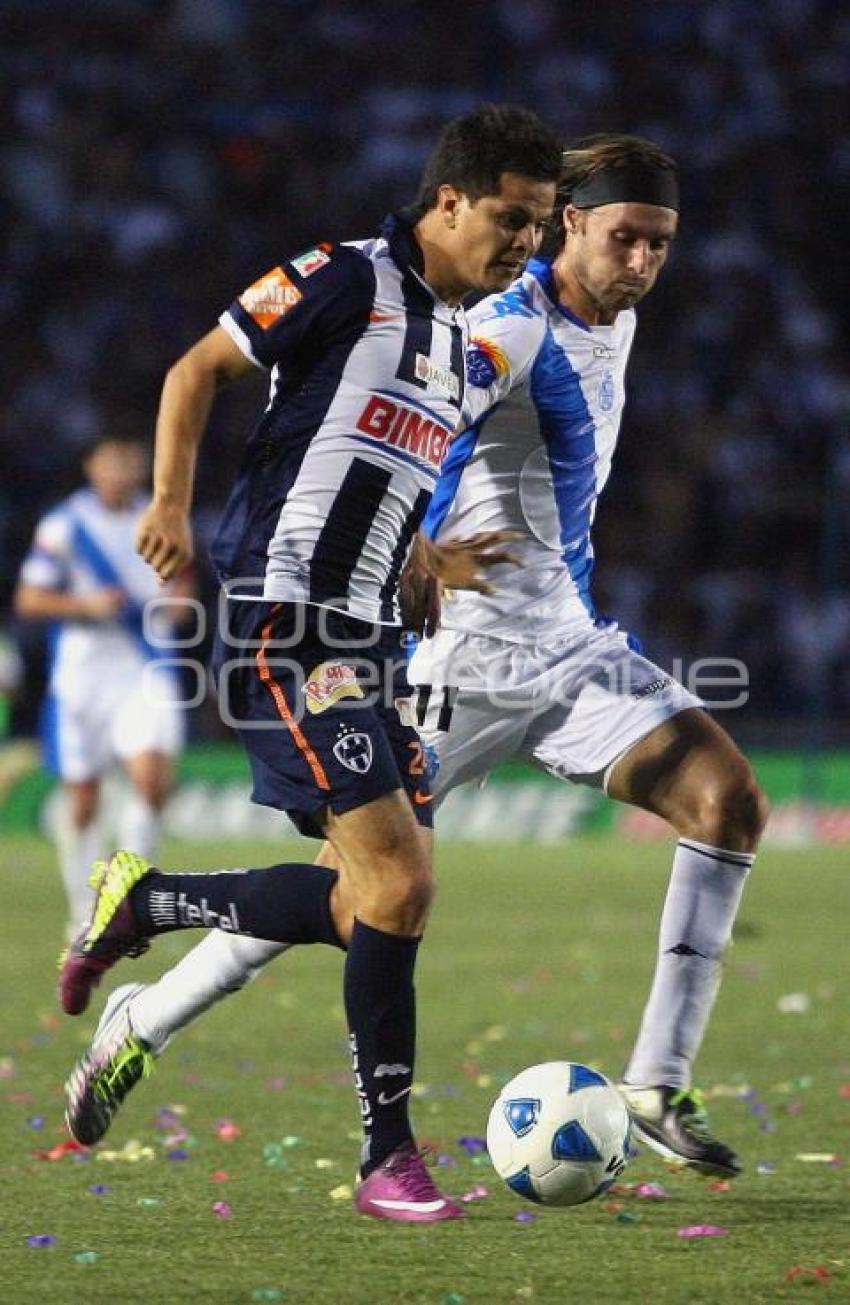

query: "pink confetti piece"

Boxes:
[211, 1171, 230, 1183]
[217, 1120, 242, 1142]
[636, 1182, 668, 1199]
[212, 1201, 232, 1219]
[460, 1184, 489, 1203]
[677, 1225, 728, 1238]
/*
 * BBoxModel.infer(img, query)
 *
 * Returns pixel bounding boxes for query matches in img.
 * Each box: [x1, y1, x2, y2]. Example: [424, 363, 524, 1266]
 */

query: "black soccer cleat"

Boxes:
[618, 1084, 742, 1178]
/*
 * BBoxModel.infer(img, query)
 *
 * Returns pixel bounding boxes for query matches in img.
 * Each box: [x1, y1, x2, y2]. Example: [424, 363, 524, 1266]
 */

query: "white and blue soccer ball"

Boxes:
[486, 1061, 632, 1207]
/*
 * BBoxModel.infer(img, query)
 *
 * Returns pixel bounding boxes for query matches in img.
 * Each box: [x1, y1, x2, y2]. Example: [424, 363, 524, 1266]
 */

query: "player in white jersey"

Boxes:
[64, 136, 766, 1182]
[14, 436, 185, 936]
[59, 104, 563, 1224]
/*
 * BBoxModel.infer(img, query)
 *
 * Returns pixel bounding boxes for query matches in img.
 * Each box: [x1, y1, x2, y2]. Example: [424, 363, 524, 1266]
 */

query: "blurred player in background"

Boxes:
[58, 104, 562, 1223]
[64, 135, 766, 1183]
[14, 436, 186, 937]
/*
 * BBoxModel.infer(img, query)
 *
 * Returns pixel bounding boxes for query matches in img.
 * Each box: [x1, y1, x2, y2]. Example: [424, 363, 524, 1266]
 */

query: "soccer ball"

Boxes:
[486, 1061, 631, 1206]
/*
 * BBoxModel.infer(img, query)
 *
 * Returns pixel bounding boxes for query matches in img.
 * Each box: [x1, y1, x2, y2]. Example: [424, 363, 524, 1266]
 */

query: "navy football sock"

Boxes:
[130, 864, 344, 948]
[344, 919, 419, 1176]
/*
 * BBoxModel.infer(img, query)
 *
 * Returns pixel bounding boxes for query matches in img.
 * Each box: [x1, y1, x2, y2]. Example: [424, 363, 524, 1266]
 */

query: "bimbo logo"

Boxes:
[356, 395, 451, 469]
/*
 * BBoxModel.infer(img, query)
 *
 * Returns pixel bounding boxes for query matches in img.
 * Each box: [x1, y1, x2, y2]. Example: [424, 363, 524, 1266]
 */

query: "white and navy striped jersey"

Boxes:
[214, 213, 467, 625]
[18, 488, 175, 704]
[425, 257, 636, 642]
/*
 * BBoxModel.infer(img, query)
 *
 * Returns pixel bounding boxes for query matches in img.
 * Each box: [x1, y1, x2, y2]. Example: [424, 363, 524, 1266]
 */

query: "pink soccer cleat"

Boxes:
[354, 1142, 467, 1223]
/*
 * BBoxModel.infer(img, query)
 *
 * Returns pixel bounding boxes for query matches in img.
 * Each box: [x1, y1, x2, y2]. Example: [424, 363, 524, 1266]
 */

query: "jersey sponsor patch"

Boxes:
[303, 661, 364, 714]
[239, 267, 303, 328]
[291, 245, 332, 278]
[414, 352, 460, 401]
[466, 337, 511, 388]
[355, 395, 451, 469]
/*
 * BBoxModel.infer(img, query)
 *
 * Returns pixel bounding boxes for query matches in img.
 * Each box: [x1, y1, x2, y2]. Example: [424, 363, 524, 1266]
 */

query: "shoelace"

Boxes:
[93, 1036, 154, 1104]
[669, 1088, 715, 1141]
[387, 1146, 442, 1201]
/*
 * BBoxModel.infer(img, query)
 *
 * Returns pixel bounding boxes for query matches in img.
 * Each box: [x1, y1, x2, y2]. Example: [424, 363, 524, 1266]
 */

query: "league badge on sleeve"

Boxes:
[291, 245, 332, 278]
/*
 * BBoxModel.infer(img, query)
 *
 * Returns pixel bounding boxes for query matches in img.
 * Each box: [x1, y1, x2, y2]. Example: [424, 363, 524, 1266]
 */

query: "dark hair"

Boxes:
[545, 133, 678, 250]
[81, 433, 149, 462]
[416, 103, 562, 210]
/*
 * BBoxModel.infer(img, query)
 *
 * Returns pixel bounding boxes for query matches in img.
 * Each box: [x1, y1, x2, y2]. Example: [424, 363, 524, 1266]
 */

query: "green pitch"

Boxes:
[1, 834, 846, 1304]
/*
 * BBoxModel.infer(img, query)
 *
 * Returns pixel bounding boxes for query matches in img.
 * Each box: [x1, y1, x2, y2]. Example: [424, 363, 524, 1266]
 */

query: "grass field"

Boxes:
[0, 833, 847, 1305]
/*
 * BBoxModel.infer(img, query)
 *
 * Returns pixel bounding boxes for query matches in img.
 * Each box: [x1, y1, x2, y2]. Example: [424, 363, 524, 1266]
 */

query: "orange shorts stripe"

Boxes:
[256, 617, 331, 792]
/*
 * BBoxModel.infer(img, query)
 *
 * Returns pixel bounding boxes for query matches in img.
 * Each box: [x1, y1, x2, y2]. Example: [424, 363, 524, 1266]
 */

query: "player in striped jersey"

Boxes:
[14, 436, 185, 938]
[59, 104, 562, 1223]
[64, 136, 766, 1184]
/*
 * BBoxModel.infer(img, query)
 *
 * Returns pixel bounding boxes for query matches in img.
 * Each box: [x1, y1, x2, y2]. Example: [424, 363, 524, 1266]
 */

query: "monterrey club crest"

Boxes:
[333, 725, 373, 774]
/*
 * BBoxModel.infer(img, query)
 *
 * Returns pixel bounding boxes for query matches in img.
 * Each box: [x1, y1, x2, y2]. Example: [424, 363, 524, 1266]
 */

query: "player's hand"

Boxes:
[430, 530, 522, 596]
[82, 587, 127, 621]
[399, 535, 442, 637]
[136, 501, 194, 582]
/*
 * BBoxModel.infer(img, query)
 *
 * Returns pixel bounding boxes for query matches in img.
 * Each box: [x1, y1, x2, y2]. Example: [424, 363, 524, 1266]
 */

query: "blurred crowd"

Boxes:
[2, 0, 849, 742]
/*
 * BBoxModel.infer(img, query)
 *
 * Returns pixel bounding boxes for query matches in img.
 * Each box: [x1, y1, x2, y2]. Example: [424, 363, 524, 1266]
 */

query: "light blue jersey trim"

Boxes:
[530, 330, 597, 617]
[69, 513, 161, 661]
[423, 415, 490, 539]
[526, 258, 592, 332]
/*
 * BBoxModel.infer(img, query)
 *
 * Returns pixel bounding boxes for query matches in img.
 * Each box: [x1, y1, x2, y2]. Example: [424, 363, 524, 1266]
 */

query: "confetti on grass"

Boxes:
[458, 1136, 487, 1156]
[73, 1250, 99, 1264]
[216, 1120, 242, 1142]
[329, 1184, 353, 1202]
[677, 1225, 728, 1238]
[27, 1235, 57, 1248]
[212, 1201, 232, 1219]
[785, 1266, 831, 1284]
[514, 1211, 536, 1224]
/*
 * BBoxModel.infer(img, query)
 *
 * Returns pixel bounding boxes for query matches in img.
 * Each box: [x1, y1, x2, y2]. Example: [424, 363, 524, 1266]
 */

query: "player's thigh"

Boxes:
[112, 670, 185, 765]
[605, 706, 766, 843]
[408, 629, 534, 800]
[48, 696, 112, 782]
[324, 790, 434, 931]
[526, 641, 699, 785]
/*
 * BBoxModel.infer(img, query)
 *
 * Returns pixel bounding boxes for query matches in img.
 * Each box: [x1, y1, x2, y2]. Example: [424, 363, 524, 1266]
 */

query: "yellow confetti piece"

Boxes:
[329, 1184, 353, 1202]
[476, 1074, 493, 1089]
[314, 1158, 335, 1170]
[796, 1153, 839, 1163]
[483, 1025, 507, 1042]
[411, 1082, 429, 1099]
[465, 1040, 482, 1055]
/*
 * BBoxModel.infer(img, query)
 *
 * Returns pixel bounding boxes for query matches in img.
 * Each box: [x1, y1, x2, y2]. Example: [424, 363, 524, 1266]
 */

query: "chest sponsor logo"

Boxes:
[598, 370, 616, 412]
[239, 267, 302, 328]
[414, 352, 460, 401]
[303, 661, 364, 714]
[333, 726, 373, 773]
[291, 245, 332, 277]
[356, 395, 452, 469]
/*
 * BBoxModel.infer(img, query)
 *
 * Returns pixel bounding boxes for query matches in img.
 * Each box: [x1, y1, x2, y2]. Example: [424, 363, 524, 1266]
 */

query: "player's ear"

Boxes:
[435, 184, 464, 229]
[563, 204, 583, 238]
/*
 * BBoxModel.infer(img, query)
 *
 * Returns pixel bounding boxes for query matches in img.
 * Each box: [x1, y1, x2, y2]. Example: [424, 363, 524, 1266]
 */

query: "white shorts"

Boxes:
[45, 667, 184, 783]
[407, 624, 701, 800]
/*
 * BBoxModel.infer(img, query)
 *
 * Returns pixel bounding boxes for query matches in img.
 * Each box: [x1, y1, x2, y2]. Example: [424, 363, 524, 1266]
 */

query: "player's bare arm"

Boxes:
[13, 583, 126, 623]
[137, 327, 257, 581]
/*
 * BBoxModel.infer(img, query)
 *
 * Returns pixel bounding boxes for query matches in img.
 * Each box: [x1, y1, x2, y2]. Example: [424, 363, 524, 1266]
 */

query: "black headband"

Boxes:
[570, 162, 679, 212]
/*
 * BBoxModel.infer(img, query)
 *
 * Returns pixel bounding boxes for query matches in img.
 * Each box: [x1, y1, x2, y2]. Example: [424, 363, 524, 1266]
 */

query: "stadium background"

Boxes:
[2, 0, 850, 839]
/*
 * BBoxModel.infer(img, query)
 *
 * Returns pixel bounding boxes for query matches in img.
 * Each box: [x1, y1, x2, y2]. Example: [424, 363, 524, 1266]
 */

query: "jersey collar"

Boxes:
[381, 209, 427, 279]
[526, 256, 593, 333]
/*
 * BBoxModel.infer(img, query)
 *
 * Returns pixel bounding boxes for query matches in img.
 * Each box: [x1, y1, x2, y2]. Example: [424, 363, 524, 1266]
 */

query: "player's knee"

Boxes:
[690, 766, 768, 851]
[68, 788, 99, 828]
[357, 854, 435, 933]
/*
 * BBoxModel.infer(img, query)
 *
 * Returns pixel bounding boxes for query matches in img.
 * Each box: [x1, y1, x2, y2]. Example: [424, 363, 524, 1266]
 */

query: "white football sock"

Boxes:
[624, 839, 755, 1090]
[56, 806, 102, 936]
[129, 931, 289, 1052]
[119, 794, 163, 861]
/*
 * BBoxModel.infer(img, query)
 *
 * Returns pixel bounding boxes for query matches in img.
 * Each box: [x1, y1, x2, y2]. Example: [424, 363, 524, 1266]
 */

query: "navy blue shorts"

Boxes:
[211, 601, 434, 838]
